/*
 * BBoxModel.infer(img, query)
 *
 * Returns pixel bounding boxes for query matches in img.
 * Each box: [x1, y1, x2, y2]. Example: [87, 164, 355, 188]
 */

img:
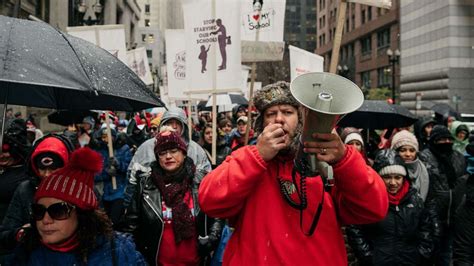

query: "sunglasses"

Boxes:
[150, 126, 158, 131]
[31, 202, 75, 221]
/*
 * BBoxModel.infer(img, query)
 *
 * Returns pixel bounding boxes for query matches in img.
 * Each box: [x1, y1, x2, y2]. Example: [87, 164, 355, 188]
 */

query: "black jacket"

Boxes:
[347, 188, 440, 266]
[0, 179, 38, 250]
[120, 160, 223, 265]
[202, 140, 232, 169]
[419, 148, 467, 226]
[453, 175, 474, 265]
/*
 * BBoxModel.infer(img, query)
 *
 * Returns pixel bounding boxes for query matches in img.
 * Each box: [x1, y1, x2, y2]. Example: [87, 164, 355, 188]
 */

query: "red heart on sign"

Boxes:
[253, 14, 260, 21]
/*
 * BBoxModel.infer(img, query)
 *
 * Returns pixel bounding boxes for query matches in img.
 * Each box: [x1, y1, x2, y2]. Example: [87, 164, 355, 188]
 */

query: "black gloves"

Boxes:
[106, 157, 119, 177]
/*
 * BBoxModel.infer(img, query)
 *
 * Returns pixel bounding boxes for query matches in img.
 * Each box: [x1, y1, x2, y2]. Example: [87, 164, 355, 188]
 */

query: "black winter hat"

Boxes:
[3, 118, 29, 160]
[372, 149, 407, 177]
[429, 125, 453, 144]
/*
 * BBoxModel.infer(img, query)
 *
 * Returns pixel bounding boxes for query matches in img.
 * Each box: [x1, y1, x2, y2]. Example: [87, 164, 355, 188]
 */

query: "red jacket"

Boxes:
[199, 145, 388, 265]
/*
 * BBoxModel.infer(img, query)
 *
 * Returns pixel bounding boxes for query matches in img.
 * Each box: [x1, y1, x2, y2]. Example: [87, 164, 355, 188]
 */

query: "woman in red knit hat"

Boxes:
[14, 147, 146, 265]
[121, 127, 223, 266]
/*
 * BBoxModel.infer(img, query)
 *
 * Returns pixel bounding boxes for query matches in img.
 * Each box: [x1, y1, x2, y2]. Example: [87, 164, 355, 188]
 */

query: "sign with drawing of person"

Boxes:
[182, 0, 242, 94]
[241, 0, 286, 42]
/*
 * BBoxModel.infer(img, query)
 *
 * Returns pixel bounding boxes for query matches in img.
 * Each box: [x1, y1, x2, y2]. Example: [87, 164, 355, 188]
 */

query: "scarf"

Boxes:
[41, 232, 79, 252]
[152, 157, 196, 243]
[388, 180, 410, 206]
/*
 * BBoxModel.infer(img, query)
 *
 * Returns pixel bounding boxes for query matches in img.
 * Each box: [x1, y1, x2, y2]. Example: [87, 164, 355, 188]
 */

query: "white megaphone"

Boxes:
[290, 72, 364, 181]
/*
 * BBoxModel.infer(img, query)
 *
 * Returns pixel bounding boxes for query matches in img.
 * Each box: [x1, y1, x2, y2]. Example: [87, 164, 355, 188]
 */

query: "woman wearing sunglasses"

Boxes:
[121, 128, 223, 266]
[0, 135, 73, 262]
[13, 147, 146, 265]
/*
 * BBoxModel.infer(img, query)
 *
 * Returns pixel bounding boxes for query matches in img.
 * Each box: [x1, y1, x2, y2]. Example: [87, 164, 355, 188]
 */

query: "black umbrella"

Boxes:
[430, 103, 459, 119]
[337, 100, 418, 129]
[205, 94, 248, 107]
[47, 110, 98, 126]
[0, 15, 164, 111]
[197, 100, 212, 112]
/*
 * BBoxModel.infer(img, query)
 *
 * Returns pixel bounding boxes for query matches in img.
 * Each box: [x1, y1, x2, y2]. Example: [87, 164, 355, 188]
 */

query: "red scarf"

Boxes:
[41, 232, 79, 252]
[388, 180, 410, 206]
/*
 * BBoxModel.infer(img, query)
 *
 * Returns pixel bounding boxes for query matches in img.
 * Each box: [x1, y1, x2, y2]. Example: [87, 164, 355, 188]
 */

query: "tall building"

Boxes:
[135, 0, 184, 92]
[285, 0, 317, 52]
[315, 0, 400, 99]
[399, 0, 474, 115]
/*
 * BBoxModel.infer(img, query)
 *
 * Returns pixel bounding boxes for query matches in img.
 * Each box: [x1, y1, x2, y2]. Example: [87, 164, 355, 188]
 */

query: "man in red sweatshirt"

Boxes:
[199, 81, 388, 265]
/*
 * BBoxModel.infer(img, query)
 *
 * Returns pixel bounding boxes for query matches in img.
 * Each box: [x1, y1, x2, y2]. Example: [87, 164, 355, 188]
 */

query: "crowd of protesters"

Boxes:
[0, 83, 472, 265]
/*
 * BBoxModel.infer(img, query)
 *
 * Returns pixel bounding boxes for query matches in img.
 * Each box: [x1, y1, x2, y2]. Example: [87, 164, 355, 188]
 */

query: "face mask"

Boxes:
[435, 143, 453, 153]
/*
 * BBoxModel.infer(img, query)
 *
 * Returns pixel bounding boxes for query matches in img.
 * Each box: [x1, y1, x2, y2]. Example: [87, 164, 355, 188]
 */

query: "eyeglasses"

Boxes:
[31, 202, 75, 221]
[150, 126, 158, 131]
[157, 148, 180, 158]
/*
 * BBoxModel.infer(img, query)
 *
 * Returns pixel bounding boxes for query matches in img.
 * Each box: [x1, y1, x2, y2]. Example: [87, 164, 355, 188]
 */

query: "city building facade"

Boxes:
[315, 0, 400, 100]
[399, 0, 474, 115]
[285, 0, 317, 52]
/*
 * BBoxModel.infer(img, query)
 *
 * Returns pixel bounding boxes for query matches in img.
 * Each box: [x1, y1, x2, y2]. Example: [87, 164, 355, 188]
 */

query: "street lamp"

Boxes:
[337, 64, 350, 79]
[387, 48, 400, 104]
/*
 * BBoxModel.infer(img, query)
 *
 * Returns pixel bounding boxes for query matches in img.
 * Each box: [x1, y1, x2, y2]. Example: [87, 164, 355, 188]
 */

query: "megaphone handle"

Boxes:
[311, 158, 334, 187]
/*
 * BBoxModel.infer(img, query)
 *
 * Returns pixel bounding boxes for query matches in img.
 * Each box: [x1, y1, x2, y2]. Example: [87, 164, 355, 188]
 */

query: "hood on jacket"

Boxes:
[29, 135, 71, 178]
[159, 107, 189, 143]
[414, 117, 436, 139]
[450, 120, 470, 140]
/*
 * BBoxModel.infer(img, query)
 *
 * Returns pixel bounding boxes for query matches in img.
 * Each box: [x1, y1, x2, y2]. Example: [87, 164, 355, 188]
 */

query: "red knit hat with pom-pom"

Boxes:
[34, 147, 103, 210]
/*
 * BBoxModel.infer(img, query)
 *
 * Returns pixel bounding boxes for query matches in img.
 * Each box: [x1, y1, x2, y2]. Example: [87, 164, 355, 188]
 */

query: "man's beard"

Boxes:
[276, 128, 302, 158]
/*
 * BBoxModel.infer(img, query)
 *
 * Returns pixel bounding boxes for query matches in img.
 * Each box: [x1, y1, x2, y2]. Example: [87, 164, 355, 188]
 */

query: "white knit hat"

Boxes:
[391, 130, 419, 152]
[344, 132, 364, 146]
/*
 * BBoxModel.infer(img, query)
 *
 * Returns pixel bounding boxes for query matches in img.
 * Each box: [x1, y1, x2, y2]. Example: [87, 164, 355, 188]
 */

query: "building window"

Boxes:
[345, 18, 349, 32]
[351, 15, 355, 30]
[377, 67, 391, 87]
[141, 34, 146, 42]
[146, 49, 153, 59]
[377, 8, 382, 16]
[319, 0, 325, 10]
[147, 34, 155, 43]
[361, 9, 366, 24]
[348, 43, 354, 58]
[145, 4, 150, 14]
[361, 35, 371, 55]
[361, 71, 371, 88]
[145, 19, 150, 27]
[377, 28, 390, 49]
[368, 6, 372, 21]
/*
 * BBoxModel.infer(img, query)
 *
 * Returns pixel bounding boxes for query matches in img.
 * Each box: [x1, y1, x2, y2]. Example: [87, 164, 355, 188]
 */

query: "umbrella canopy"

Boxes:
[337, 100, 418, 129]
[205, 94, 248, 107]
[47, 110, 97, 126]
[0, 15, 164, 111]
[430, 103, 459, 119]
